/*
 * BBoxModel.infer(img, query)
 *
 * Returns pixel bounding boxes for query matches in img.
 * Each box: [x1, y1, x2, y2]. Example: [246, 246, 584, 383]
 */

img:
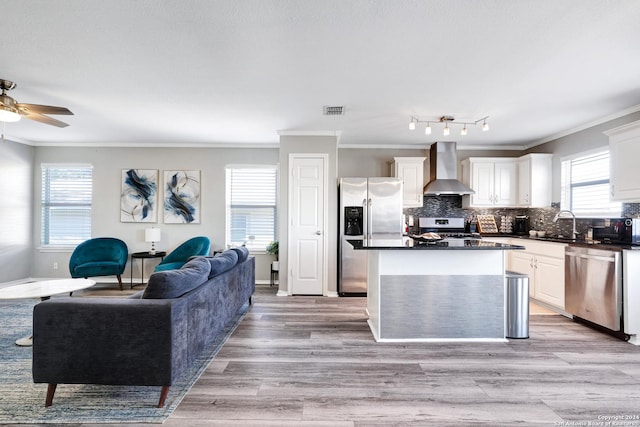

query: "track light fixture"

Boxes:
[409, 115, 490, 136]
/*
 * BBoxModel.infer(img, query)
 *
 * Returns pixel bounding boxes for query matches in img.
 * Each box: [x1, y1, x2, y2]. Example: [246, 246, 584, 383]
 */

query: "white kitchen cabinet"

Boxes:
[507, 240, 566, 309]
[605, 120, 640, 202]
[461, 158, 517, 207]
[517, 153, 552, 207]
[391, 157, 426, 208]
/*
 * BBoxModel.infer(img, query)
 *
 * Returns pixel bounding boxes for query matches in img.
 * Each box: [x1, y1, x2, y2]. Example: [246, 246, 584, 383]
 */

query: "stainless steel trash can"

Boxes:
[505, 271, 529, 339]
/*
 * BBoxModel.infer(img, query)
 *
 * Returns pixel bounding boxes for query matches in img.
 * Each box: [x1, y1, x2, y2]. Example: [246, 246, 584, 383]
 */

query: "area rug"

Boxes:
[0, 299, 250, 424]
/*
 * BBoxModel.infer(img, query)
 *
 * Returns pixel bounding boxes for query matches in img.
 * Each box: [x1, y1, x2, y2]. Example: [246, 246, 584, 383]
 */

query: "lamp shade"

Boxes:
[145, 228, 161, 243]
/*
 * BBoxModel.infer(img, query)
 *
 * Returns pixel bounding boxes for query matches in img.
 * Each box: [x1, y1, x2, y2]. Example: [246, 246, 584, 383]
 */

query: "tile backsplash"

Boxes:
[404, 195, 640, 237]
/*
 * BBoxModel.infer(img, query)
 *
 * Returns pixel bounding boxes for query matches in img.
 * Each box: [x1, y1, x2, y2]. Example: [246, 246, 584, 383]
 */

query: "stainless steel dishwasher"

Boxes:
[565, 245, 622, 331]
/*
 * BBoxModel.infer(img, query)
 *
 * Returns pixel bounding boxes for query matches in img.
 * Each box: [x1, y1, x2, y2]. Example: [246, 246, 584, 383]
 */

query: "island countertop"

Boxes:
[348, 237, 525, 250]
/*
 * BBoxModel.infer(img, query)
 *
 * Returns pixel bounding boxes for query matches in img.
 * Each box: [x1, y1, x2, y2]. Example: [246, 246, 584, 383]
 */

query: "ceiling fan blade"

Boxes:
[17, 103, 73, 116]
[21, 110, 70, 128]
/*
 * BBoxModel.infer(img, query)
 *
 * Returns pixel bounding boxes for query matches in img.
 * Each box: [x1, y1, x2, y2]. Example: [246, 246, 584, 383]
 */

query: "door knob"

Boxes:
[316, 231, 322, 235]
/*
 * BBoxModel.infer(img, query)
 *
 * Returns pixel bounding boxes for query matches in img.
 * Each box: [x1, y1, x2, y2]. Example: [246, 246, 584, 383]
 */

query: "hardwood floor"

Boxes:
[160, 284, 640, 426]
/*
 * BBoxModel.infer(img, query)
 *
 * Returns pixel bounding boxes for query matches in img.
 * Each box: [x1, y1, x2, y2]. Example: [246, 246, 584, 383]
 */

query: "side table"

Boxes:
[270, 261, 279, 287]
[130, 251, 166, 288]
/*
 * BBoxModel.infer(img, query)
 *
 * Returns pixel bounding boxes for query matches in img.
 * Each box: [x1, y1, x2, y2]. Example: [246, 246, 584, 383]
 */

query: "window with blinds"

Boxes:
[225, 166, 277, 251]
[560, 150, 621, 217]
[41, 164, 93, 246]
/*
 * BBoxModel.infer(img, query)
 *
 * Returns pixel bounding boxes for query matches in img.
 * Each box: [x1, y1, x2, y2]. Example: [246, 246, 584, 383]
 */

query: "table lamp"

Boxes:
[145, 227, 161, 255]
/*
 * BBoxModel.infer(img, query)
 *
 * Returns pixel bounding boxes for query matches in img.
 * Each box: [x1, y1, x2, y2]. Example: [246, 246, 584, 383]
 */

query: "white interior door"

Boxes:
[289, 154, 326, 295]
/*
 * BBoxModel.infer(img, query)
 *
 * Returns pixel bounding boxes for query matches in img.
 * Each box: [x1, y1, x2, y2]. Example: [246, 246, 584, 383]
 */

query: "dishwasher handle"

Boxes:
[565, 252, 617, 263]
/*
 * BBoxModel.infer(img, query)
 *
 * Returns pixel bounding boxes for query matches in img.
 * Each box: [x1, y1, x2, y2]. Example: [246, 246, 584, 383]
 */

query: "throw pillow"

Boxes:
[231, 246, 250, 263]
[208, 250, 238, 278]
[142, 256, 211, 299]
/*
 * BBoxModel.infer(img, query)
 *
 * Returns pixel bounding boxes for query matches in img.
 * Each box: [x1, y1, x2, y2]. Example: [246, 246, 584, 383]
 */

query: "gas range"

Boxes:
[418, 217, 481, 239]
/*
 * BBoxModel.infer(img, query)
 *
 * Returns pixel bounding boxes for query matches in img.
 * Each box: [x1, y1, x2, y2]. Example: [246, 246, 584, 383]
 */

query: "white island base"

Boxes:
[366, 249, 508, 343]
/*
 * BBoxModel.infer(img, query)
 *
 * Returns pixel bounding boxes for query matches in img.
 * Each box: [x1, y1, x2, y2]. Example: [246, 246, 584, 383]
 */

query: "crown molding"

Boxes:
[525, 103, 640, 149]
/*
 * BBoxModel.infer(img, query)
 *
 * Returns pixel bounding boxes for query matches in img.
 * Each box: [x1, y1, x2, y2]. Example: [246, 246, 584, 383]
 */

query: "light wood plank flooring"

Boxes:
[15, 282, 640, 426]
[161, 284, 640, 426]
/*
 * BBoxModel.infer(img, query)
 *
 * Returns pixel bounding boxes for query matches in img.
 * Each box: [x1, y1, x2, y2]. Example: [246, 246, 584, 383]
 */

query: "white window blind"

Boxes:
[225, 166, 277, 251]
[41, 164, 93, 246]
[560, 151, 621, 218]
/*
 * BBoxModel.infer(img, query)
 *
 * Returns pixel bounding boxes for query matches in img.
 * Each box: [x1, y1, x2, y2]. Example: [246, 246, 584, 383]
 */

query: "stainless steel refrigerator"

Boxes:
[338, 177, 404, 296]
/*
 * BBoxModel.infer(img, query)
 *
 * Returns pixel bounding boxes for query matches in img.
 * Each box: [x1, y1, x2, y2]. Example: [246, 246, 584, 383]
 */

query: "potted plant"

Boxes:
[266, 241, 279, 271]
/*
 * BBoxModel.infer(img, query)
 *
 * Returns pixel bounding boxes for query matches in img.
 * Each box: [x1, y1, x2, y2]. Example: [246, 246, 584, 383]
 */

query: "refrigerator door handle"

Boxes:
[367, 198, 373, 243]
[362, 198, 368, 243]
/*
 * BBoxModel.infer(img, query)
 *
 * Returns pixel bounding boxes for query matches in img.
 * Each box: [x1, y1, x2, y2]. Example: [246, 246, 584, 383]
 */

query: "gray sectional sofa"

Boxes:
[32, 247, 255, 408]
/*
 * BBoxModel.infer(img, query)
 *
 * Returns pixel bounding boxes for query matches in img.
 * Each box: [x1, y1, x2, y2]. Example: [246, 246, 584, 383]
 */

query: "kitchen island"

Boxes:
[349, 238, 525, 342]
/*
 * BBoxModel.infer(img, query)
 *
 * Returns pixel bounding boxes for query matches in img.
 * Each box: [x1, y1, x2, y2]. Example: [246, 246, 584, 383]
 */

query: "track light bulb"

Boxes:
[460, 126, 468, 136]
[425, 124, 431, 135]
[409, 120, 416, 130]
[482, 120, 489, 132]
[443, 125, 450, 136]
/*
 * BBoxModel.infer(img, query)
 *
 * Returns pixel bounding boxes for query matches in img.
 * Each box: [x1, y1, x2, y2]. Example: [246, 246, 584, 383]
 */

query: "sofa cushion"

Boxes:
[208, 250, 238, 278]
[142, 256, 211, 299]
[231, 246, 249, 263]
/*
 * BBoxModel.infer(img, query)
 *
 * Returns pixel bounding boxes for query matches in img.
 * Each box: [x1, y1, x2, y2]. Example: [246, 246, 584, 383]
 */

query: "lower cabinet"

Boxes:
[507, 240, 566, 309]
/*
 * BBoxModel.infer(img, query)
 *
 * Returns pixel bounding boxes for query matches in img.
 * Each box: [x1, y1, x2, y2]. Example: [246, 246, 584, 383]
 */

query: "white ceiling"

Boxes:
[3, 0, 640, 149]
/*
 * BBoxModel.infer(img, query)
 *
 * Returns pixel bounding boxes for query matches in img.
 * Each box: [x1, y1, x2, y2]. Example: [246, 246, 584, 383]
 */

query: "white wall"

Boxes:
[0, 140, 34, 283]
[31, 146, 278, 281]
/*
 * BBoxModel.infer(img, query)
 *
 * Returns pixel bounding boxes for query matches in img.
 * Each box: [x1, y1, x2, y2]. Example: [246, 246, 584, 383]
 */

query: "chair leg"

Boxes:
[116, 274, 123, 291]
[45, 383, 57, 407]
[158, 386, 170, 408]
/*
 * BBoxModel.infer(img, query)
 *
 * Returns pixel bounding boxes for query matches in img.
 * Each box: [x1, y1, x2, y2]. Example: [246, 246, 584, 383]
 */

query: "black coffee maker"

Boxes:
[514, 216, 530, 235]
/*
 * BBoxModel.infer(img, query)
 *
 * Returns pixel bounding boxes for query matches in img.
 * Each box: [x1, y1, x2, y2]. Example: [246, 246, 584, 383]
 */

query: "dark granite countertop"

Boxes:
[347, 238, 525, 251]
[482, 234, 639, 251]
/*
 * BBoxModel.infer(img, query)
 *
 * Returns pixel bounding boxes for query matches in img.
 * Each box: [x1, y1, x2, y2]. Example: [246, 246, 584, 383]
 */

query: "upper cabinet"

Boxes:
[391, 157, 426, 207]
[461, 154, 552, 208]
[605, 120, 640, 202]
[461, 158, 518, 207]
[517, 153, 552, 207]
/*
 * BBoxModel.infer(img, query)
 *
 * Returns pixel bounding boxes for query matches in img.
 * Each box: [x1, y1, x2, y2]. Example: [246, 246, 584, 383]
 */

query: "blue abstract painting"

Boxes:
[163, 170, 201, 224]
[121, 169, 158, 222]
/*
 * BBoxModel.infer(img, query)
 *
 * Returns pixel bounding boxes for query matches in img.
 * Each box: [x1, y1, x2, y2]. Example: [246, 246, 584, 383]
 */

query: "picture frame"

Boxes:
[163, 170, 201, 224]
[120, 169, 158, 223]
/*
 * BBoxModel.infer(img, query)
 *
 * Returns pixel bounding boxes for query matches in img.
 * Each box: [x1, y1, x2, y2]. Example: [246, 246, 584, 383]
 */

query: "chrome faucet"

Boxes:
[553, 210, 579, 239]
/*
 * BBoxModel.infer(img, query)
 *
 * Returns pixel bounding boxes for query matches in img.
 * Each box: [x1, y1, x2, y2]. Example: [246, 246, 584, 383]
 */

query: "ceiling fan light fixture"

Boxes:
[0, 105, 21, 122]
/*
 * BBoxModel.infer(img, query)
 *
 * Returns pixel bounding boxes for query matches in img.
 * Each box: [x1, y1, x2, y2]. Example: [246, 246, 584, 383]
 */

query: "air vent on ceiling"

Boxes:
[323, 105, 345, 116]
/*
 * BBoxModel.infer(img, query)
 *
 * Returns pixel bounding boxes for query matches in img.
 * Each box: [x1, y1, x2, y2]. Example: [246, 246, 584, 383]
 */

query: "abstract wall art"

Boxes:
[163, 170, 201, 224]
[121, 169, 158, 222]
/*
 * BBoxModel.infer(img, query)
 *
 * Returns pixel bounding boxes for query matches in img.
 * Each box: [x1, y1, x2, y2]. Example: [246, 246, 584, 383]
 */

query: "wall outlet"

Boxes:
[53, 261, 58, 270]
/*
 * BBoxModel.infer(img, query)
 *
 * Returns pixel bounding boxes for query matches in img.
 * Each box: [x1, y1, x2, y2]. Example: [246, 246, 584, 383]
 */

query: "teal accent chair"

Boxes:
[154, 236, 211, 272]
[69, 238, 129, 291]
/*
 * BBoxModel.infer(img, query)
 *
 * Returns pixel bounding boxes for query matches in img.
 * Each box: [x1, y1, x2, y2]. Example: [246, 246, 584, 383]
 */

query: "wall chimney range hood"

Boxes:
[423, 141, 475, 195]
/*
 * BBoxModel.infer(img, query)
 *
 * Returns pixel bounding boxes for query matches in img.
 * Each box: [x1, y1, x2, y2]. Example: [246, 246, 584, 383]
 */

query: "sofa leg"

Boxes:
[45, 383, 57, 407]
[116, 275, 123, 291]
[249, 296, 252, 305]
[158, 386, 170, 408]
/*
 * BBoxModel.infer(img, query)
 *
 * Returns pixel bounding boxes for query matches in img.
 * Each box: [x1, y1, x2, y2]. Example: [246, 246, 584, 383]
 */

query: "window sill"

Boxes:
[37, 246, 75, 253]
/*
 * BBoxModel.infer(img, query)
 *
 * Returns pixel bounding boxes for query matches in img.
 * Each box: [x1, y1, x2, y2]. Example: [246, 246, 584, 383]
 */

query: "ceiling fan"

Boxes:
[0, 79, 73, 128]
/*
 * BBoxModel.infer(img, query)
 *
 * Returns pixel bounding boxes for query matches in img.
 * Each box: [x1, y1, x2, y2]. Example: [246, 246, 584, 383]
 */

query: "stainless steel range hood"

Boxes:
[423, 141, 475, 195]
